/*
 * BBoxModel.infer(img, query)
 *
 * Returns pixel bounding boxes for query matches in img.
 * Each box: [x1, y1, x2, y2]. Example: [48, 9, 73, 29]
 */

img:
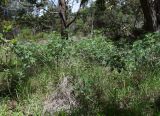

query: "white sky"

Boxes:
[49, 0, 95, 12]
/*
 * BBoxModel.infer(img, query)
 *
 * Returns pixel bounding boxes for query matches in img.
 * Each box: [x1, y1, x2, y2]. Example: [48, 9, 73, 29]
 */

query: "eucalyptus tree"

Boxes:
[94, 0, 160, 32]
[94, 0, 106, 29]
[24, 0, 89, 39]
[140, 0, 160, 32]
[58, 0, 89, 39]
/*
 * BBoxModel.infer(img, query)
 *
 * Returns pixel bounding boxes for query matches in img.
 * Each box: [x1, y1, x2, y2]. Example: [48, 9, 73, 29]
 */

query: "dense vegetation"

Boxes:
[0, 0, 160, 115]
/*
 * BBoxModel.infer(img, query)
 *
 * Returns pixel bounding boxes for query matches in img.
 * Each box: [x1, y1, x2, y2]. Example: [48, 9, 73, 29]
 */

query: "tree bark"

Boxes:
[140, 0, 160, 32]
[94, 0, 106, 29]
[58, 0, 88, 39]
[58, 0, 68, 39]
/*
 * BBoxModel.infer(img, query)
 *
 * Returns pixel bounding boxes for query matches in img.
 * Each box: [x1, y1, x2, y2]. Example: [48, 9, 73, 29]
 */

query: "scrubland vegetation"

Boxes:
[1, 32, 160, 115]
[1, 0, 160, 115]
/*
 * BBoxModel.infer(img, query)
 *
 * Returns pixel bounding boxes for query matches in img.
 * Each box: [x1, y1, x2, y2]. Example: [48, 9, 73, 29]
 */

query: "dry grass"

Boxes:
[43, 76, 78, 115]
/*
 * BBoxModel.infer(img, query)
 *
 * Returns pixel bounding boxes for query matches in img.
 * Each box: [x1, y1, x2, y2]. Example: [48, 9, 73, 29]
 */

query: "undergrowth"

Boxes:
[0, 32, 160, 115]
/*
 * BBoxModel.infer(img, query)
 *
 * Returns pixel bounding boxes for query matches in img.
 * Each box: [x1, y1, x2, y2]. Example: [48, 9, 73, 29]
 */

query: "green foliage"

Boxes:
[1, 21, 13, 33]
[125, 33, 160, 71]
[93, 0, 142, 38]
[16, 28, 46, 41]
[0, 0, 9, 6]
[75, 33, 160, 72]
[5, 32, 159, 93]
[0, 32, 160, 115]
[0, 0, 160, 115]
[76, 36, 120, 69]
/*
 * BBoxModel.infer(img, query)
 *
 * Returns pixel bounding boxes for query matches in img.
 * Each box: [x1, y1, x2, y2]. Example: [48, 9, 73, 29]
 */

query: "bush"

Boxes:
[76, 36, 123, 70]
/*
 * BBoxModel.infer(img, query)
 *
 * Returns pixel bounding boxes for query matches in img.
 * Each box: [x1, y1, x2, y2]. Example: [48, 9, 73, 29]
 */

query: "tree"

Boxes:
[94, 0, 106, 29]
[25, 0, 89, 39]
[58, 0, 88, 39]
[0, 0, 9, 20]
[140, 0, 160, 32]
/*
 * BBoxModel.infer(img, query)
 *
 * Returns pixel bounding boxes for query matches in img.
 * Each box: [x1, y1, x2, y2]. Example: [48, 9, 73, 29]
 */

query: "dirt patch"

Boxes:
[43, 76, 78, 115]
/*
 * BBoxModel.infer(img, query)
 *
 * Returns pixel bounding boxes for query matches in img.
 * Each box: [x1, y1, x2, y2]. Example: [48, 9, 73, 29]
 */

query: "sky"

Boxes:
[49, 0, 95, 12]
[34, 0, 95, 16]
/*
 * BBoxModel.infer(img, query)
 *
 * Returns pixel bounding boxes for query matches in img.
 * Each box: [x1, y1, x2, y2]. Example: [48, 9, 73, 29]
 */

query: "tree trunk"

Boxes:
[140, 0, 160, 32]
[58, 0, 87, 39]
[94, 0, 106, 29]
[58, 0, 68, 39]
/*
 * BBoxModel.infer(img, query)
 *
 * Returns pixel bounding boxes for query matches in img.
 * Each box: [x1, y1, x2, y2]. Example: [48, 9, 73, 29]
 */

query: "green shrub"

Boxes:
[76, 36, 123, 70]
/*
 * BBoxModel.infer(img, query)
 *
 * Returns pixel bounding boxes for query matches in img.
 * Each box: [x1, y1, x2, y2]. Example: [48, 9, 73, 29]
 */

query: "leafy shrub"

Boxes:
[76, 36, 124, 71]
[124, 33, 160, 71]
[75, 33, 160, 72]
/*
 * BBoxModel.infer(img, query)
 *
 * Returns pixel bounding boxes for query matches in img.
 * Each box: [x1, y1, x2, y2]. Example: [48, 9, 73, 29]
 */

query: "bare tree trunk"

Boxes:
[140, 0, 160, 32]
[94, 0, 106, 29]
[58, 0, 68, 39]
[58, 0, 87, 39]
[91, 7, 94, 37]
